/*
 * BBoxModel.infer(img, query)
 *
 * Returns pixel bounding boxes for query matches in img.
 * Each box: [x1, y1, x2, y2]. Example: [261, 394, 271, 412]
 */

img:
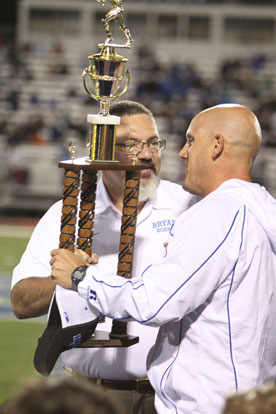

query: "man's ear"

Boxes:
[212, 134, 224, 160]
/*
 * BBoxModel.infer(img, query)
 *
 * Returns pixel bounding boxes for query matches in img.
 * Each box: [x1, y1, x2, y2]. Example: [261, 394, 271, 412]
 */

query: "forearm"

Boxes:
[11, 276, 56, 319]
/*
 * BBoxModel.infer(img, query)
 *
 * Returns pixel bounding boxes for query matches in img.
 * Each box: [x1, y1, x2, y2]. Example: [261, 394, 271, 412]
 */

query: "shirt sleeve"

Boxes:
[77, 196, 247, 326]
[11, 201, 62, 288]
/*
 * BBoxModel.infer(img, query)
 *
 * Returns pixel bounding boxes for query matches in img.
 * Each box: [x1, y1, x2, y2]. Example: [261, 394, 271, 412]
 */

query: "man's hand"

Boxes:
[50, 249, 99, 290]
[50, 249, 86, 289]
[74, 249, 98, 265]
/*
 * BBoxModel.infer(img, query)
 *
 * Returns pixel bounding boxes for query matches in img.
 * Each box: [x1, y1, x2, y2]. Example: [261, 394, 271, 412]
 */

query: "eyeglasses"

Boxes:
[115, 139, 166, 155]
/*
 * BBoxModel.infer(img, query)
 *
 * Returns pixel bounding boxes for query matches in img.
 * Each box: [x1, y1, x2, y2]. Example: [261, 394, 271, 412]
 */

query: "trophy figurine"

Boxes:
[96, 0, 133, 48]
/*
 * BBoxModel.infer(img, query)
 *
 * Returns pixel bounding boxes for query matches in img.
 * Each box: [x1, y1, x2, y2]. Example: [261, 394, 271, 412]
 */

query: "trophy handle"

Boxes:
[115, 68, 130, 99]
[82, 67, 99, 102]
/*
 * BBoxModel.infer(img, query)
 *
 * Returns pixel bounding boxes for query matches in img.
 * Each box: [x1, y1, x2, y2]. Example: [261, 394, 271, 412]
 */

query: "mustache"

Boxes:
[139, 160, 156, 175]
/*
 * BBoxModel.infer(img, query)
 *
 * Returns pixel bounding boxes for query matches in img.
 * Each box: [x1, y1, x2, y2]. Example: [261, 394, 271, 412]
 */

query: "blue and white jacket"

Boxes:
[77, 179, 276, 414]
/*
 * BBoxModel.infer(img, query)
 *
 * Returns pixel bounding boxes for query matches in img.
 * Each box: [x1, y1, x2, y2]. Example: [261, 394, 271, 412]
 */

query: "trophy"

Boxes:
[34, 0, 146, 376]
[61, 0, 142, 343]
[35, 0, 148, 371]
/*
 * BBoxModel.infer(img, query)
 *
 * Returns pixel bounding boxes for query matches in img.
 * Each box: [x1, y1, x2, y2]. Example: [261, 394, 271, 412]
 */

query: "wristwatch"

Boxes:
[71, 265, 88, 291]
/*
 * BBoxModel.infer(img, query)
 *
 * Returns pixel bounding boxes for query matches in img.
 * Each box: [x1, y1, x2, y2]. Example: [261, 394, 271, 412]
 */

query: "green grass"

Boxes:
[0, 320, 46, 404]
[0, 235, 29, 275]
[0, 229, 47, 405]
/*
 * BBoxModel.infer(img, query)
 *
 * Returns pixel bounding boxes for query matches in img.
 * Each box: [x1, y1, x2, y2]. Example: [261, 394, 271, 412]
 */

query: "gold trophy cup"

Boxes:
[82, 46, 130, 161]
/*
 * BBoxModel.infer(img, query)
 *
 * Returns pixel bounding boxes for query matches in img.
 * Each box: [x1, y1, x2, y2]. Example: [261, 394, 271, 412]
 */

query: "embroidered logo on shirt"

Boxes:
[89, 289, 97, 301]
[64, 312, 69, 322]
[152, 219, 175, 233]
[69, 333, 82, 348]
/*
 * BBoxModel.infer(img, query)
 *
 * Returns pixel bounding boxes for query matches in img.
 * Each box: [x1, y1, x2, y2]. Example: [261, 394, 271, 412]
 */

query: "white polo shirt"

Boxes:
[12, 177, 197, 380]
[75, 179, 276, 414]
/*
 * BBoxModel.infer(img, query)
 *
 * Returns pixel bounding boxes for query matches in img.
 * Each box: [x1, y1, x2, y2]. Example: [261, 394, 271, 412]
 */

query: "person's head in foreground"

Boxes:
[223, 383, 276, 414]
[2, 376, 123, 414]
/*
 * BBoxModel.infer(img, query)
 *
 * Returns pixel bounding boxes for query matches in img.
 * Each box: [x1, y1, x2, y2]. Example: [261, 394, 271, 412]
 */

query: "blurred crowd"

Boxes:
[0, 37, 276, 204]
[134, 47, 276, 148]
[1, 40, 276, 146]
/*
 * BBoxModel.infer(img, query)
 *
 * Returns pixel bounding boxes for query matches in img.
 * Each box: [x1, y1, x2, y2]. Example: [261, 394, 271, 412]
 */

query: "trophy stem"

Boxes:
[87, 114, 120, 162]
[99, 100, 111, 116]
[110, 320, 128, 338]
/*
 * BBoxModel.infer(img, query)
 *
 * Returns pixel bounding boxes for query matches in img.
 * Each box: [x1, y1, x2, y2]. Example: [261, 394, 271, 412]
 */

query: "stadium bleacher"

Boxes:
[0, 0, 276, 213]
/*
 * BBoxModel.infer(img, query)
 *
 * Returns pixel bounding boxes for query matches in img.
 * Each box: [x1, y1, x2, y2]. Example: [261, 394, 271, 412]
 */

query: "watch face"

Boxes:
[74, 269, 83, 280]
[72, 266, 88, 291]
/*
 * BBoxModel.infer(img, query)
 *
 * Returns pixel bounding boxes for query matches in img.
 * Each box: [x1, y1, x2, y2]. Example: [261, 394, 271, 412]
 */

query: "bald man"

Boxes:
[51, 104, 276, 414]
[181, 104, 262, 196]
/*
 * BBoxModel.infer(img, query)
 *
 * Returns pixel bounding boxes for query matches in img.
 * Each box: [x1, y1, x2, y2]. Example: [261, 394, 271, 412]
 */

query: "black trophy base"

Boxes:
[77, 330, 139, 348]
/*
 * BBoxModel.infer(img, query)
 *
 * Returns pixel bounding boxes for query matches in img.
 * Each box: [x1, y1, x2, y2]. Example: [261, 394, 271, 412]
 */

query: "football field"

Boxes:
[0, 223, 46, 405]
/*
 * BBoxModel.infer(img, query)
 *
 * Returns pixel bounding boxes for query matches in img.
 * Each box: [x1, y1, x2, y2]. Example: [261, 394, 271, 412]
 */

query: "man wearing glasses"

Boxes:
[11, 101, 197, 414]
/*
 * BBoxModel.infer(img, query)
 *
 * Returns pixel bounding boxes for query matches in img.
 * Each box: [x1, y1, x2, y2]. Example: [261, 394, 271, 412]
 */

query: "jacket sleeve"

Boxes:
[78, 197, 246, 326]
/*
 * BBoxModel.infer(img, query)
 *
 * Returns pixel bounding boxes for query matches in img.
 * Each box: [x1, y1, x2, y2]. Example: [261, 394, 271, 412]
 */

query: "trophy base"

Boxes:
[76, 330, 139, 348]
[85, 158, 118, 164]
[59, 158, 149, 171]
